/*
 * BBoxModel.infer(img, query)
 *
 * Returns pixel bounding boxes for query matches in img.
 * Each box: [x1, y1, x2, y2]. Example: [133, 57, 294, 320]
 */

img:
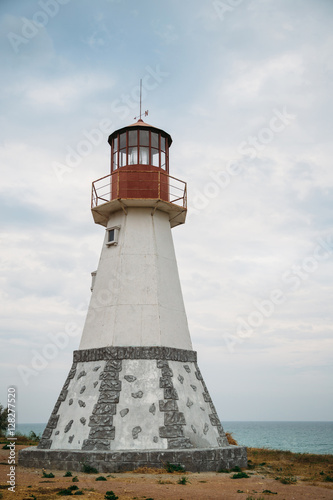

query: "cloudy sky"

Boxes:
[1, 0, 332, 425]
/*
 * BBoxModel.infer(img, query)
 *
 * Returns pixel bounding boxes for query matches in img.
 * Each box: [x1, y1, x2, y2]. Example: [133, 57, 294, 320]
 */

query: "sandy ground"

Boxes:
[1, 445, 333, 499]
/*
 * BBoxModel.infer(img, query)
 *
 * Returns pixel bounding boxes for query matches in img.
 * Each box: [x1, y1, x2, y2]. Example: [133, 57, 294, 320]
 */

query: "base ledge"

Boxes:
[19, 445, 247, 473]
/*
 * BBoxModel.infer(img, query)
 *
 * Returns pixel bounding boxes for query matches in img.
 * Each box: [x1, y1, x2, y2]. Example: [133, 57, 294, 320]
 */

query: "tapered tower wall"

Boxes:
[79, 208, 192, 350]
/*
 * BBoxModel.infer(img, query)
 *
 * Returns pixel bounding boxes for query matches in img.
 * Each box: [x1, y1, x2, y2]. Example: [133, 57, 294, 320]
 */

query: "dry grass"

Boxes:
[132, 466, 166, 474]
[247, 447, 333, 486]
[226, 432, 238, 445]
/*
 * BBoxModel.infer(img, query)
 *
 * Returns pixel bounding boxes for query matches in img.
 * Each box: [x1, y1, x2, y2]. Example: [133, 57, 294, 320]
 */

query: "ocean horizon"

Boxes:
[14, 421, 333, 455]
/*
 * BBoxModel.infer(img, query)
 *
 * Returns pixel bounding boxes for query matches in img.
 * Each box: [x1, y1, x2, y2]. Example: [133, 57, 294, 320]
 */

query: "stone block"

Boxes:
[63, 378, 71, 390]
[167, 437, 193, 449]
[48, 415, 59, 429]
[161, 366, 173, 377]
[100, 379, 122, 391]
[68, 364, 77, 379]
[159, 376, 173, 388]
[92, 403, 117, 415]
[37, 439, 52, 449]
[157, 359, 169, 368]
[104, 346, 118, 359]
[203, 392, 211, 402]
[124, 375, 136, 382]
[105, 360, 122, 371]
[217, 436, 229, 447]
[209, 414, 220, 426]
[99, 371, 119, 380]
[89, 415, 113, 426]
[159, 425, 184, 438]
[216, 422, 225, 435]
[164, 411, 186, 425]
[98, 391, 120, 403]
[164, 387, 178, 400]
[82, 439, 110, 451]
[52, 401, 61, 414]
[41, 427, 53, 439]
[89, 426, 115, 439]
[122, 451, 148, 462]
[159, 399, 178, 412]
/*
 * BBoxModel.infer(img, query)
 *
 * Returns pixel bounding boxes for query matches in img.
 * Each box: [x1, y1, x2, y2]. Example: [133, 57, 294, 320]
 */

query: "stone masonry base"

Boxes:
[19, 445, 247, 473]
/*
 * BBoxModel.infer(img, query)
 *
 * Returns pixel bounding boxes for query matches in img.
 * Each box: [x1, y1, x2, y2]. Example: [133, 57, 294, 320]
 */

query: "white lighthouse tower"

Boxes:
[19, 117, 247, 471]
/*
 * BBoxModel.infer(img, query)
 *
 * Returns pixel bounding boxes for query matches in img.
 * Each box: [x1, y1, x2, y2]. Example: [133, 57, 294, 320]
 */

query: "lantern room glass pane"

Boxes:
[139, 130, 149, 146]
[151, 132, 159, 149]
[128, 147, 138, 165]
[128, 130, 137, 146]
[119, 132, 126, 149]
[139, 146, 149, 164]
[161, 151, 166, 169]
[113, 152, 118, 170]
[113, 137, 118, 151]
[151, 148, 159, 167]
[119, 150, 126, 167]
[160, 136, 166, 152]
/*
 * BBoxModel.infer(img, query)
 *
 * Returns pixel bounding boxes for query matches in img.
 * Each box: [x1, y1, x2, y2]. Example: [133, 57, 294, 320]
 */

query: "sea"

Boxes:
[15, 421, 333, 455]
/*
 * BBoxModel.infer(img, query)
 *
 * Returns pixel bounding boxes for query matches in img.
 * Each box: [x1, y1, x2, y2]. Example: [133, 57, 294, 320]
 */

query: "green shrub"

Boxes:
[95, 476, 107, 481]
[42, 471, 55, 478]
[57, 485, 81, 496]
[231, 472, 250, 479]
[278, 476, 297, 484]
[64, 471, 72, 477]
[177, 476, 190, 485]
[81, 463, 98, 474]
[105, 492, 118, 500]
[164, 462, 185, 473]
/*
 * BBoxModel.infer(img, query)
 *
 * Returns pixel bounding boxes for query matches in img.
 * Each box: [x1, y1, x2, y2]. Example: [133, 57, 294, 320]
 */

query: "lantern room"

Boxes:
[108, 119, 172, 172]
[91, 119, 187, 228]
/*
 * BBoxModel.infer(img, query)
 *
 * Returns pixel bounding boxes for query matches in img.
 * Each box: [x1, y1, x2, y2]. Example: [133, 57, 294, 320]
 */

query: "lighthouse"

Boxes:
[19, 117, 247, 471]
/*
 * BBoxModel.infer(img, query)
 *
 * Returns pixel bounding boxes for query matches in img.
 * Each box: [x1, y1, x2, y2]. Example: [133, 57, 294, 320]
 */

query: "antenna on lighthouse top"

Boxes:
[134, 79, 149, 121]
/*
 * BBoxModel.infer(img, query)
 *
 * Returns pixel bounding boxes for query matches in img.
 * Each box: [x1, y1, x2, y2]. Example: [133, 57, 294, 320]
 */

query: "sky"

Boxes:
[0, 0, 332, 425]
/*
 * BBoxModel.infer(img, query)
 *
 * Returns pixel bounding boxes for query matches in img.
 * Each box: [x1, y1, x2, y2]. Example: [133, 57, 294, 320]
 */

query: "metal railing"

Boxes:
[92, 170, 187, 210]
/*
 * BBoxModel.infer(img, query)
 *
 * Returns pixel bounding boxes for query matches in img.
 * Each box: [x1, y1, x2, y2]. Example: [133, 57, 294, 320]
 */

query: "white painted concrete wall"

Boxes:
[50, 360, 106, 450]
[79, 208, 192, 350]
